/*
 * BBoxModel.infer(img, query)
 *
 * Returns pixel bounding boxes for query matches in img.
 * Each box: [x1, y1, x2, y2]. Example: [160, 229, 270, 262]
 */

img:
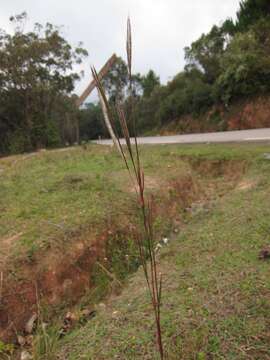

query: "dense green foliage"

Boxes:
[234, 0, 270, 32]
[79, 103, 105, 141]
[0, 13, 87, 155]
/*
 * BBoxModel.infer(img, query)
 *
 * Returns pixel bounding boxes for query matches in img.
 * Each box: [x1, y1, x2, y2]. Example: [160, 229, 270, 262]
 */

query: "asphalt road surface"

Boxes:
[94, 128, 270, 145]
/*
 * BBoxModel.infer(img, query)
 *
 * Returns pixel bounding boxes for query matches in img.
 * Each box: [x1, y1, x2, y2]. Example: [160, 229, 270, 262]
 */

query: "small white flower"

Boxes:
[163, 237, 169, 245]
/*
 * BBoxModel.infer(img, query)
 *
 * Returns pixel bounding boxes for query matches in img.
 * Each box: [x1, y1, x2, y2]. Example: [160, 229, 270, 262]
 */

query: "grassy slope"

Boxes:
[57, 144, 270, 360]
[0, 145, 187, 268]
[1, 143, 270, 359]
[0, 146, 131, 261]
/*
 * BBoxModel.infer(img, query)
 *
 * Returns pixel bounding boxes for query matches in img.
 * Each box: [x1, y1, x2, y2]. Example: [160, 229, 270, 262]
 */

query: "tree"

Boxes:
[0, 12, 87, 154]
[184, 25, 229, 84]
[133, 85, 167, 132]
[141, 70, 160, 97]
[235, 0, 270, 32]
[101, 56, 129, 102]
[79, 102, 106, 140]
[215, 20, 270, 104]
[101, 56, 143, 103]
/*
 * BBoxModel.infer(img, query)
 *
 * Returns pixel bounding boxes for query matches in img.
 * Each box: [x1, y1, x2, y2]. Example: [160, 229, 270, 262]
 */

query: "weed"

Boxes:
[32, 324, 60, 360]
[92, 17, 164, 358]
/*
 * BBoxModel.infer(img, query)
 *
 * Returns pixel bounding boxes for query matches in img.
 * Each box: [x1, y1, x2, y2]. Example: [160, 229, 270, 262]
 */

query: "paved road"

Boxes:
[94, 128, 270, 145]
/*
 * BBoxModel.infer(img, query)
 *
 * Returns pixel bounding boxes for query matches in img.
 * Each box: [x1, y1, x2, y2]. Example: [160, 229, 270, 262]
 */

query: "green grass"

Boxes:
[1, 143, 270, 359]
[53, 143, 270, 360]
[0, 146, 124, 262]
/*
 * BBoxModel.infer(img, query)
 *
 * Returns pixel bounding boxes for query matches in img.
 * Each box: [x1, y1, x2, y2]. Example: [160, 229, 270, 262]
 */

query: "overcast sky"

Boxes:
[1, 0, 240, 100]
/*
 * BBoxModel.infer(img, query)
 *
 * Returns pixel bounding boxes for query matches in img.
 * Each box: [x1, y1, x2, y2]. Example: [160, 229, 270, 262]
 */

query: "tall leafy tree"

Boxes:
[101, 56, 128, 102]
[141, 70, 160, 97]
[216, 20, 270, 104]
[235, 0, 270, 32]
[184, 25, 230, 84]
[0, 12, 87, 154]
[101, 56, 143, 102]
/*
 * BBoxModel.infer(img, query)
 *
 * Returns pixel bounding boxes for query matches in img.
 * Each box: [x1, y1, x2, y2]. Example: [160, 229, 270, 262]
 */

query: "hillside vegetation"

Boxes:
[80, 0, 270, 138]
[155, 95, 270, 136]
